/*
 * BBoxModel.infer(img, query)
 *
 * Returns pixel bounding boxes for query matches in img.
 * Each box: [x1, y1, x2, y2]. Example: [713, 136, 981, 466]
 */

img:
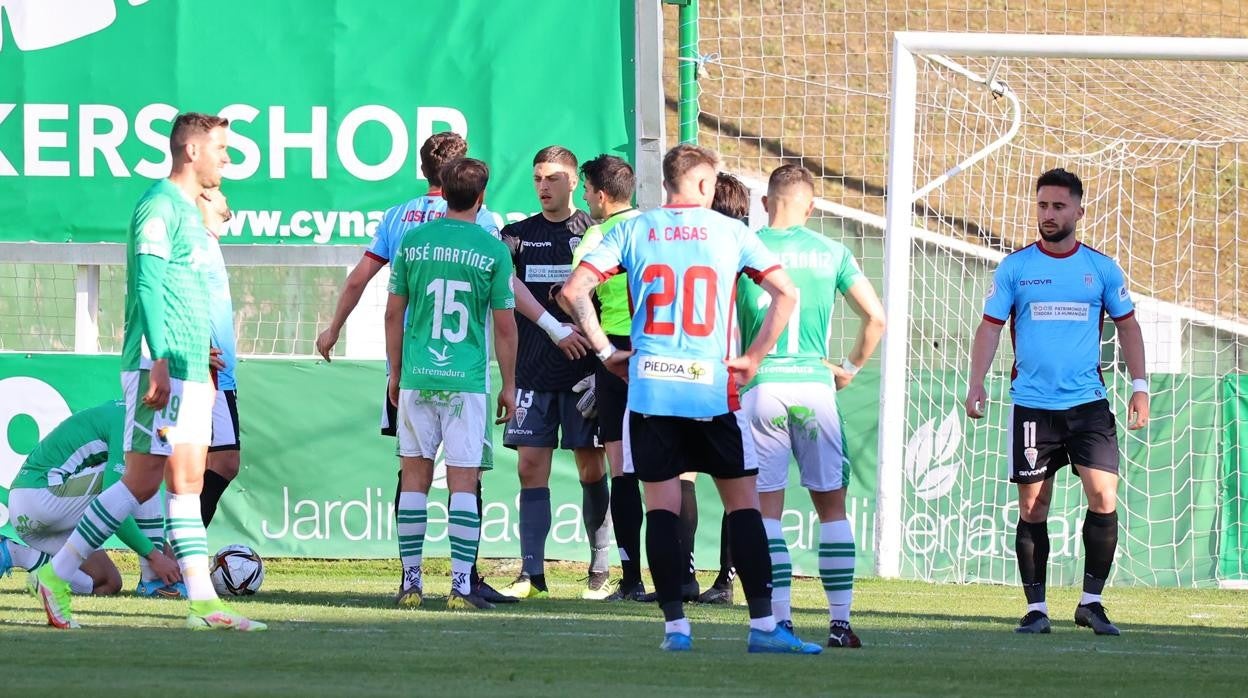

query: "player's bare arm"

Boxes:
[512, 274, 592, 359]
[727, 268, 797, 385]
[965, 319, 1004, 418]
[832, 277, 886, 390]
[492, 307, 519, 424]
[316, 254, 387, 361]
[383, 292, 407, 407]
[1114, 313, 1150, 430]
[560, 265, 631, 379]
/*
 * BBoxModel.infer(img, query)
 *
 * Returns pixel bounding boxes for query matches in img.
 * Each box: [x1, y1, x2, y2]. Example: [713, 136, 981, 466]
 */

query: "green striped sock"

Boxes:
[819, 519, 855, 622]
[448, 492, 480, 595]
[763, 518, 791, 622]
[166, 493, 215, 601]
[397, 492, 428, 578]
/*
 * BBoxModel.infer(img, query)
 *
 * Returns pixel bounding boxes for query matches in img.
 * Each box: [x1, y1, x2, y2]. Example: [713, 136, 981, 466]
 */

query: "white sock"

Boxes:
[4, 538, 48, 571]
[749, 615, 778, 633]
[819, 519, 855, 622]
[1079, 592, 1102, 606]
[763, 518, 791, 622]
[1028, 601, 1050, 614]
[665, 618, 691, 636]
[166, 492, 216, 601]
[70, 571, 94, 595]
[51, 482, 139, 580]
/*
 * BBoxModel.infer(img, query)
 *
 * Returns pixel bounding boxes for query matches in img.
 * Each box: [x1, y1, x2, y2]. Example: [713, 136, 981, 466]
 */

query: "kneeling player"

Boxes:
[385, 157, 518, 610]
[737, 165, 885, 647]
[1, 400, 182, 597]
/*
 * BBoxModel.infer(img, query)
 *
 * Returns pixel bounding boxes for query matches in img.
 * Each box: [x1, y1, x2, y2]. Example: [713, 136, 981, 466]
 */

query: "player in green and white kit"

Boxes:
[1, 400, 181, 595]
[385, 158, 519, 610]
[735, 165, 885, 648]
[31, 113, 265, 631]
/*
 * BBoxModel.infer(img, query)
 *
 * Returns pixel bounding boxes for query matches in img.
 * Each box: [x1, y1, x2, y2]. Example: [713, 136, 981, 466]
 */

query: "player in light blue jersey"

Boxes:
[965, 168, 1149, 637]
[198, 187, 242, 528]
[562, 144, 820, 655]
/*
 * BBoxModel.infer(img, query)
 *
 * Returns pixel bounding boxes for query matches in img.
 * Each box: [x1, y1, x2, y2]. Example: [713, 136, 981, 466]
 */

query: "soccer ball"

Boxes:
[209, 544, 264, 596]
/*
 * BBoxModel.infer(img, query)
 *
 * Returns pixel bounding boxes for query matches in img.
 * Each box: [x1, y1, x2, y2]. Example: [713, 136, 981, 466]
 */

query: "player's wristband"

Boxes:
[841, 358, 862, 376]
[596, 344, 616, 362]
[536, 311, 572, 343]
[1131, 378, 1149, 395]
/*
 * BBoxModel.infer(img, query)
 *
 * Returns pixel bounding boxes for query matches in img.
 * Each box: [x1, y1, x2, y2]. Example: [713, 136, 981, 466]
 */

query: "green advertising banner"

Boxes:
[0, 354, 879, 577]
[0, 0, 635, 244]
[900, 372, 1224, 587]
[1220, 375, 1248, 580]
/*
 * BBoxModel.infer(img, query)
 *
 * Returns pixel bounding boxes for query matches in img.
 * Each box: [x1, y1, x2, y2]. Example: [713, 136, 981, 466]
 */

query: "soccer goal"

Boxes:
[876, 32, 1248, 587]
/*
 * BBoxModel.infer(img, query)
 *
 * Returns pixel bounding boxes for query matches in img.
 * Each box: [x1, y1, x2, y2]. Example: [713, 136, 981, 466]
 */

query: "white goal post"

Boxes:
[877, 32, 1248, 580]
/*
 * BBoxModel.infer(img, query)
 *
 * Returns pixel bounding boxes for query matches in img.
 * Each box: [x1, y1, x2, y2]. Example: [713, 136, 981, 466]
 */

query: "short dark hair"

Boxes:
[767, 164, 815, 197]
[662, 143, 719, 185]
[439, 158, 490, 212]
[533, 145, 578, 170]
[1036, 168, 1083, 199]
[171, 112, 228, 151]
[580, 155, 635, 203]
[420, 132, 469, 186]
[712, 172, 750, 222]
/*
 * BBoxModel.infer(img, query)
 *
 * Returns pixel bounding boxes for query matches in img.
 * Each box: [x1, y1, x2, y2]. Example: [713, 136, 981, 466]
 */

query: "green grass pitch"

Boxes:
[2, 557, 1245, 697]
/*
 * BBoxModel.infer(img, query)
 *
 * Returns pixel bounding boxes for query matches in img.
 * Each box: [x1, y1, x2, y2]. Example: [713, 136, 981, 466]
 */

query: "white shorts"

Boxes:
[122, 370, 215, 455]
[210, 389, 241, 451]
[8, 486, 94, 553]
[743, 382, 849, 493]
[396, 390, 488, 467]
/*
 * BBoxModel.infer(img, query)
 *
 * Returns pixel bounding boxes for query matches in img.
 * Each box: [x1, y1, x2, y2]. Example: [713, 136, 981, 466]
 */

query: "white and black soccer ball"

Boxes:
[209, 544, 264, 596]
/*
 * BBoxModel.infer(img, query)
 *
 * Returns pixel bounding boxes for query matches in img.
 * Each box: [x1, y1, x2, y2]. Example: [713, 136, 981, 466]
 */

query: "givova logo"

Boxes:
[0, 0, 150, 53]
[0, 377, 72, 526]
[904, 409, 962, 500]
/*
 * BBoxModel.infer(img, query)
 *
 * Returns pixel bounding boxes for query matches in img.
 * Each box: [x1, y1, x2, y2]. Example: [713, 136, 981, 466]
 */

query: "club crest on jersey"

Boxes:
[637, 356, 713, 385]
[1084, 274, 1094, 287]
[568, 236, 582, 254]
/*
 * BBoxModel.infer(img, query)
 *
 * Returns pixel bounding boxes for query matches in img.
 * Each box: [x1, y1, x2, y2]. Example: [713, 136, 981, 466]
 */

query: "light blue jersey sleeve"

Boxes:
[205, 236, 238, 390]
[982, 256, 1017, 323]
[366, 205, 402, 263]
[1099, 256, 1135, 320]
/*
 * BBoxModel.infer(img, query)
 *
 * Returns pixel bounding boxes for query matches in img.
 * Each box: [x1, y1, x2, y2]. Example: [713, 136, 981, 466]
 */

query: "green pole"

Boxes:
[673, 0, 699, 144]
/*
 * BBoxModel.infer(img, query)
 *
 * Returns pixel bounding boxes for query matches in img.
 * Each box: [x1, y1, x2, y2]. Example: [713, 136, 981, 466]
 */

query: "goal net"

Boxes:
[689, 2, 1248, 587]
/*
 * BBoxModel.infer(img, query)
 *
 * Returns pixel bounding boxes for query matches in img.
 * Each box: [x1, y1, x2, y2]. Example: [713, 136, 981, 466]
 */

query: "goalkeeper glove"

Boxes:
[572, 374, 597, 419]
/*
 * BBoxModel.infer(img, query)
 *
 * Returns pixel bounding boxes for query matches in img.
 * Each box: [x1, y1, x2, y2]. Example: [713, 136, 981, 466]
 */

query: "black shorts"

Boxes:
[595, 334, 631, 443]
[1010, 399, 1120, 484]
[380, 386, 398, 437]
[624, 410, 757, 483]
[503, 388, 599, 450]
[209, 389, 241, 452]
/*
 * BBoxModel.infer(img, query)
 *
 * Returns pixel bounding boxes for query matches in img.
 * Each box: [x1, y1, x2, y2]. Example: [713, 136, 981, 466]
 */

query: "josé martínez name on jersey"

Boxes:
[401, 242, 497, 272]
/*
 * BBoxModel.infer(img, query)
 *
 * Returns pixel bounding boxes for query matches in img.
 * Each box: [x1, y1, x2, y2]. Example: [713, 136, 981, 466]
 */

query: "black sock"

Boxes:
[1082, 510, 1118, 598]
[679, 480, 698, 585]
[1015, 518, 1050, 606]
[646, 509, 685, 621]
[518, 487, 551, 579]
[713, 512, 735, 588]
[611, 475, 643, 587]
[581, 476, 611, 574]
[200, 469, 232, 526]
[472, 479, 484, 584]
[726, 509, 772, 619]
